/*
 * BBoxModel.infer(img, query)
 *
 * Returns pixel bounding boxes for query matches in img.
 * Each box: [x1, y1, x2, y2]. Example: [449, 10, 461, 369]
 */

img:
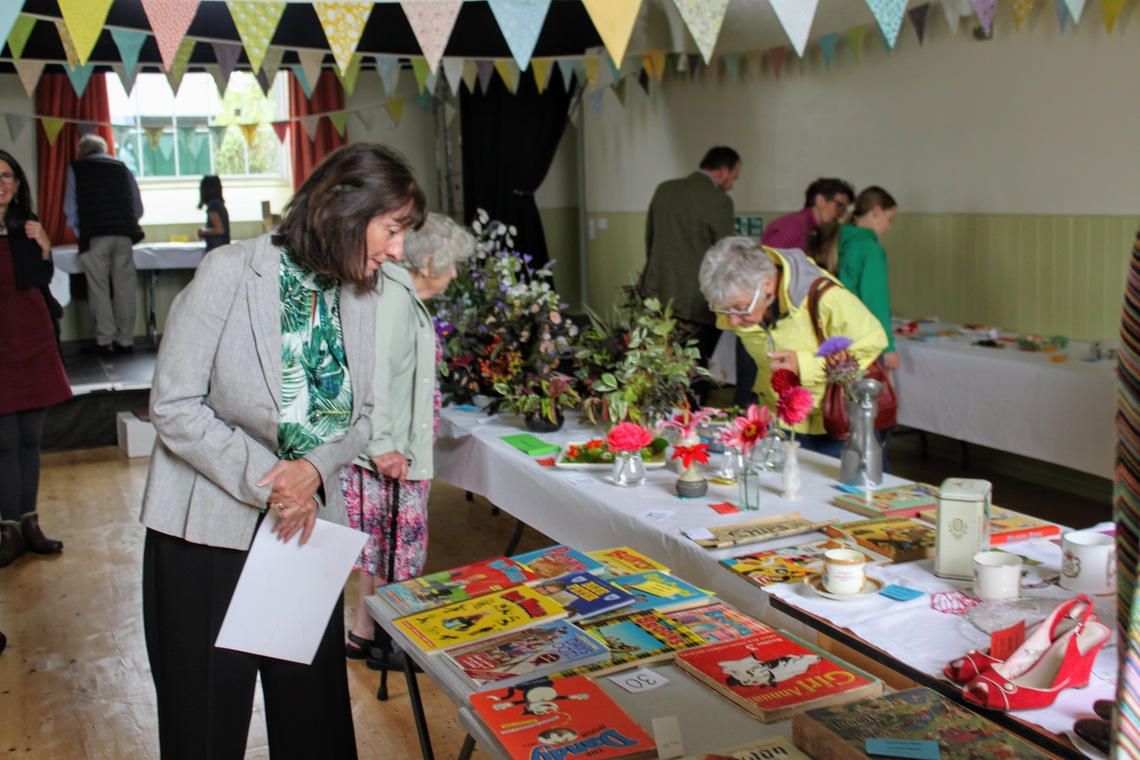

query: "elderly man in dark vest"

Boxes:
[64, 134, 144, 356]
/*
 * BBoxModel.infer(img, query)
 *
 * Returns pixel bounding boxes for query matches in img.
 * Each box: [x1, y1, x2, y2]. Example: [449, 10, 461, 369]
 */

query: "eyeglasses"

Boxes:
[0, 173, 16, 184]
[711, 285, 770, 316]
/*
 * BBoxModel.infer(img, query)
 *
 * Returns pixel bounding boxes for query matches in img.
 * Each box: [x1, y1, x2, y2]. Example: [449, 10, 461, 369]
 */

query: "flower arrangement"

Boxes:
[606, 422, 655, 453]
[672, 441, 710, 470]
[816, 336, 861, 399]
[434, 209, 578, 418]
[719, 403, 771, 457]
[774, 371, 813, 439]
[575, 288, 710, 425]
[562, 439, 610, 464]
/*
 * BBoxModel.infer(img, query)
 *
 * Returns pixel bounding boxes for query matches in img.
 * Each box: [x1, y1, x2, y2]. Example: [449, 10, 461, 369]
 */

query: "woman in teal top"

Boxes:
[838, 187, 899, 369]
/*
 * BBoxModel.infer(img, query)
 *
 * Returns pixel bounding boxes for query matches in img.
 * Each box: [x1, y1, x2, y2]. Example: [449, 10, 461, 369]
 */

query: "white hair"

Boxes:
[401, 213, 474, 276]
[77, 134, 108, 157]
[699, 236, 777, 307]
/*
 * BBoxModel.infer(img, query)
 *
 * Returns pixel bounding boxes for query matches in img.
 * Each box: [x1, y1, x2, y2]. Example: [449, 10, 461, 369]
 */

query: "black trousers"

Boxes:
[0, 407, 47, 522]
[733, 338, 760, 409]
[142, 528, 357, 760]
[686, 321, 724, 406]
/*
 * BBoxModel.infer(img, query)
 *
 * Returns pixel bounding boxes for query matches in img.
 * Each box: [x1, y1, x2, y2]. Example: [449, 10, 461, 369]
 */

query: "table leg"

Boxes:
[404, 653, 435, 760]
[374, 627, 393, 702]
[147, 270, 158, 345]
[503, 517, 526, 556]
[456, 734, 476, 760]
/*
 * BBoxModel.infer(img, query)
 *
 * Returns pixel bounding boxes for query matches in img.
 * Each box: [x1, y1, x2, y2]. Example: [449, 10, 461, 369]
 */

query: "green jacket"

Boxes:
[640, 171, 735, 325]
[838, 225, 896, 355]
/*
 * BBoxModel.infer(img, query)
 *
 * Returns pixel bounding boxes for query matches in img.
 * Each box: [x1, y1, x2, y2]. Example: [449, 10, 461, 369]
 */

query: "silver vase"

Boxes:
[839, 377, 884, 487]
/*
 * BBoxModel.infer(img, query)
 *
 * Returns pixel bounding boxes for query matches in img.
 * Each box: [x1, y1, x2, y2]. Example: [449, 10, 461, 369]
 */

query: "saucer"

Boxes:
[805, 573, 884, 601]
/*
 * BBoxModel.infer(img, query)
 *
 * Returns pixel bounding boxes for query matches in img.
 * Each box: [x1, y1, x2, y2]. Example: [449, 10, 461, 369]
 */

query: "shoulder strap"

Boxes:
[807, 277, 838, 346]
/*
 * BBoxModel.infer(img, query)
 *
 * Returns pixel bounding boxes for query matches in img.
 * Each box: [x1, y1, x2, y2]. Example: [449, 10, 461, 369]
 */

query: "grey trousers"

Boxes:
[82, 235, 136, 347]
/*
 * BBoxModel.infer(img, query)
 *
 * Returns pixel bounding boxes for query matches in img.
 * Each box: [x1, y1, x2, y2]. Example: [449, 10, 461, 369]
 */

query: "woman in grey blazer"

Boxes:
[140, 143, 425, 760]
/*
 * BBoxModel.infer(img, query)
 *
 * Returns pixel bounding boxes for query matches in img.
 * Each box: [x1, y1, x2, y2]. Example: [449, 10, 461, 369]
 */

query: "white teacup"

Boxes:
[972, 551, 1023, 601]
[822, 548, 867, 595]
[1060, 531, 1116, 595]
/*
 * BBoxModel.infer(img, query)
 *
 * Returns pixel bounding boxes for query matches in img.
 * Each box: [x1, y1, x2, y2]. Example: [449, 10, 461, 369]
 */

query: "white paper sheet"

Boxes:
[215, 514, 367, 665]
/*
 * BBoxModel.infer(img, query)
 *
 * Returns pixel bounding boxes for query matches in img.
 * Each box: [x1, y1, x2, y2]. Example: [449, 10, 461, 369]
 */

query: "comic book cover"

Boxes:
[377, 556, 538, 614]
[586, 547, 670, 576]
[610, 571, 712, 614]
[824, 517, 936, 563]
[555, 609, 706, 678]
[530, 572, 637, 621]
[832, 483, 940, 520]
[469, 675, 656, 760]
[512, 545, 608, 579]
[677, 737, 810, 760]
[719, 539, 891, 588]
[442, 621, 610, 690]
[663, 603, 770, 644]
[685, 514, 838, 550]
[916, 507, 1061, 545]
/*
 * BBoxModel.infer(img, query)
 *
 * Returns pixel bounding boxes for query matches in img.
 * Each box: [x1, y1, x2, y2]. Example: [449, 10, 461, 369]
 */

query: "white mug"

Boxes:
[1060, 531, 1116, 595]
[822, 548, 867, 594]
[972, 551, 1023, 601]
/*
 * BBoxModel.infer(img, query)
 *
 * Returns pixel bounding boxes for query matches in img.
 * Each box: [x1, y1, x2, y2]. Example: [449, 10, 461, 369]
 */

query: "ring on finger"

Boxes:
[272, 502, 285, 513]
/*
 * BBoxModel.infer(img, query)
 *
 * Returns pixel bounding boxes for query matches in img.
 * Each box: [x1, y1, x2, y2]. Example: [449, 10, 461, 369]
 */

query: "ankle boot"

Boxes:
[20, 512, 62, 555]
[0, 521, 26, 567]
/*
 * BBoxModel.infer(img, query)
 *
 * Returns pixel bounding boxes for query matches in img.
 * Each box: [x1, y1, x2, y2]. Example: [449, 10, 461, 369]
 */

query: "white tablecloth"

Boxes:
[49, 241, 206, 307]
[893, 329, 1116, 479]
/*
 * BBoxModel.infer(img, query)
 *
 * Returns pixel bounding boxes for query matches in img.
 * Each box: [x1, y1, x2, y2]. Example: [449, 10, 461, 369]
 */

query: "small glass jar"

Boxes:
[738, 459, 762, 511]
[612, 451, 647, 487]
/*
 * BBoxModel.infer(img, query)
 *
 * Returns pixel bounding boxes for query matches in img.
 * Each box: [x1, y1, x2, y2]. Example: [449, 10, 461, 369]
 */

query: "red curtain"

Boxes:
[288, 70, 347, 192]
[35, 73, 114, 246]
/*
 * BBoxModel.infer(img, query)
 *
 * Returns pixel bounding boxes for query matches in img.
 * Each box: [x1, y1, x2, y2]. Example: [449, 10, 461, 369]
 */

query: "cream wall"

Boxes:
[0, 75, 37, 199]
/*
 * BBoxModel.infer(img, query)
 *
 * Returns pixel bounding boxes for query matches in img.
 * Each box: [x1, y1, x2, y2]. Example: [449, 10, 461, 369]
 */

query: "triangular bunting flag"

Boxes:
[637, 68, 650, 95]
[411, 57, 432, 93]
[444, 102, 457, 126]
[818, 32, 839, 68]
[908, 4, 930, 43]
[384, 98, 404, 126]
[646, 50, 665, 81]
[66, 62, 96, 97]
[969, 0, 998, 35]
[585, 88, 603, 116]
[606, 55, 620, 86]
[165, 38, 196, 94]
[299, 114, 321, 140]
[493, 59, 517, 93]
[158, 136, 175, 162]
[532, 58, 552, 93]
[442, 58, 464, 95]
[177, 127, 203, 159]
[686, 53, 701, 74]
[1063, 0, 1086, 23]
[847, 24, 866, 63]
[1054, 0, 1072, 31]
[41, 118, 66, 146]
[376, 55, 402, 97]
[55, 20, 80, 69]
[353, 107, 374, 130]
[238, 123, 259, 148]
[580, 0, 642, 65]
[112, 62, 141, 95]
[109, 28, 147, 76]
[768, 46, 786, 79]
[556, 59, 574, 92]
[207, 65, 228, 96]
[475, 60, 494, 93]
[8, 15, 37, 62]
[334, 53, 363, 96]
[487, 0, 552, 71]
[141, 0, 201, 71]
[573, 59, 587, 87]
[15, 60, 43, 97]
[226, 0, 286, 74]
[296, 49, 326, 96]
[0, 6, 23, 55]
[877, 25, 893, 54]
[865, 0, 908, 48]
[941, 0, 966, 33]
[290, 65, 313, 98]
[144, 125, 165, 151]
[111, 125, 133, 154]
[400, 0, 462, 74]
[769, 0, 818, 58]
[413, 90, 432, 112]
[5, 114, 29, 142]
[1102, 0, 1124, 34]
[314, 1, 373, 75]
[256, 68, 272, 96]
[1011, 0, 1038, 27]
[213, 42, 243, 82]
[328, 111, 348, 137]
[582, 57, 600, 90]
[723, 52, 740, 80]
[208, 124, 228, 147]
[671, 0, 729, 64]
[745, 50, 763, 77]
[75, 122, 98, 137]
[425, 71, 438, 95]
[613, 77, 627, 107]
[261, 47, 285, 84]
[462, 60, 478, 92]
[57, 0, 112, 66]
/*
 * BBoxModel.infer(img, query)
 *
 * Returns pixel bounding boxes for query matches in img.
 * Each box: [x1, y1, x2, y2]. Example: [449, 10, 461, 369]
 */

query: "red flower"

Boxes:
[606, 422, 655, 453]
[771, 369, 800, 396]
[777, 386, 814, 426]
[720, 404, 771, 457]
[672, 443, 710, 470]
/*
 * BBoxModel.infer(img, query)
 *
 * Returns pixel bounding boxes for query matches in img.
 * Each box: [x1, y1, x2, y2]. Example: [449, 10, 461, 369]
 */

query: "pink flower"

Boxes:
[777, 386, 814, 426]
[720, 404, 771, 456]
[606, 422, 655, 453]
[657, 408, 715, 439]
[770, 369, 800, 396]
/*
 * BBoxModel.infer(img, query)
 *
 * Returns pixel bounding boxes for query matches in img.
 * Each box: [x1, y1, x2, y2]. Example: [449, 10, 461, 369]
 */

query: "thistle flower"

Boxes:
[816, 336, 853, 358]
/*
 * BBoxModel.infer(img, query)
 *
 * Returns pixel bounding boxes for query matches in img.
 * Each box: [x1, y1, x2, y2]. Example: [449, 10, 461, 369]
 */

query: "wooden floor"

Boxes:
[0, 434, 1112, 758]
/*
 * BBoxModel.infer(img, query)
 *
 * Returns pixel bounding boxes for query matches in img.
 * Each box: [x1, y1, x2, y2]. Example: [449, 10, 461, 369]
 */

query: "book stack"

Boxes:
[720, 539, 891, 588]
[824, 517, 936, 563]
[832, 483, 939, 520]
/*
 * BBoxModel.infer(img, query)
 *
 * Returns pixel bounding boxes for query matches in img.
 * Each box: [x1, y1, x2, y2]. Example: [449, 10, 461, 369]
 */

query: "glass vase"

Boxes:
[738, 458, 762, 511]
[612, 452, 647, 487]
[781, 441, 801, 499]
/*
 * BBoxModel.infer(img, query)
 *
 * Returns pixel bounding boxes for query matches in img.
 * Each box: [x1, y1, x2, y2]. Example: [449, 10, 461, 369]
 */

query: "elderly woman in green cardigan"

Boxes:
[837, 187, 899, 370]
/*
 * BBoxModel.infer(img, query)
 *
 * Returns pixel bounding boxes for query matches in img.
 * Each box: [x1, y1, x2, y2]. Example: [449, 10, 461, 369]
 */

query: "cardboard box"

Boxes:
[116, 411, 156, 458]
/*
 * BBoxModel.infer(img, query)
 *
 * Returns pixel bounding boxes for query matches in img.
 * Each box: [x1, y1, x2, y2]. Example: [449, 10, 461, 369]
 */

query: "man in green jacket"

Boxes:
[639, 147, 741, 402]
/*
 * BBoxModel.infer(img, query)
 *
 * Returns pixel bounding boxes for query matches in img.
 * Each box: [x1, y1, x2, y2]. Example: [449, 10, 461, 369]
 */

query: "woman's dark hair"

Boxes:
[198, 175, 223, 209]
[273, 143, 427, 290]
[807, 221, 841, 273]
[0, 149, 35, 228]
[852, 186, 897, 218]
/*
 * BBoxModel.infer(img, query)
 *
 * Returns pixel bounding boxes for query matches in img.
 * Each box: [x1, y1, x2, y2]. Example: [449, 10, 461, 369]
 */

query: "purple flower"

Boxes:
[816, 336, 853, 358]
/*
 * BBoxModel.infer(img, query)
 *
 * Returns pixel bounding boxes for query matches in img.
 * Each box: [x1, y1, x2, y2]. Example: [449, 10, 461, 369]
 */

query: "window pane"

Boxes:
[142, 131, 177, 177]
[248, 129, 280, 175]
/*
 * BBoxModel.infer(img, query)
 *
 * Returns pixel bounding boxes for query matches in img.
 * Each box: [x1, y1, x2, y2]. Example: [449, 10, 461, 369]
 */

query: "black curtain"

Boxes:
[460, 70, 576, 268]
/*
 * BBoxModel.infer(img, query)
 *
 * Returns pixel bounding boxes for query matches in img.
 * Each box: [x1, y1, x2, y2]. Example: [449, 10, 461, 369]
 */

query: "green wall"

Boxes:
[585, 211, 1135, 342]
[538, 206, 582, 313]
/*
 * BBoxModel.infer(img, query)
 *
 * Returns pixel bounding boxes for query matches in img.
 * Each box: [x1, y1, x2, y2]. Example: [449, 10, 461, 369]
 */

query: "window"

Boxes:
[106, 71, 288, 181]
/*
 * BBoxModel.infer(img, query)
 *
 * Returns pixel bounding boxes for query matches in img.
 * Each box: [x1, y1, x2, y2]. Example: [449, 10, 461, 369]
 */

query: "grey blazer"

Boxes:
[139, 234, 376, 550]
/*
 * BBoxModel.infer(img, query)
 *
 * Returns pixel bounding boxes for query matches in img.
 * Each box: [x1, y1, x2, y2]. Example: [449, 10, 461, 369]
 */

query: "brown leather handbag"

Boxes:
[806, 278, 898, 440]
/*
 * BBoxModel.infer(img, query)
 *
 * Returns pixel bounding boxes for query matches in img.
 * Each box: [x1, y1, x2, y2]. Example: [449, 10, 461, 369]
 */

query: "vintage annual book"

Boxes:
[532, 571, 637, 621]
[512, 544, 608, 579]
[586, 547, 670, 576]
[663, 603, 771, 644]
[678, 737, 810, 760]
[719, 539, 892, 589]
[377, 556, 538, 614]
[832, 483, 939, 520]
[611, 570, 711, 614]
[824, 517, 936, 563]
[916, 507, 1062, 545]
[674, 629, 882, 723]
[442, 621, 610, 690]
[685, 513, 839, 550]
[790, 687, 1053, 759]
[556, 609, 707, 678]
[469, 674, 656, 760]
[394, 585, 568, 655]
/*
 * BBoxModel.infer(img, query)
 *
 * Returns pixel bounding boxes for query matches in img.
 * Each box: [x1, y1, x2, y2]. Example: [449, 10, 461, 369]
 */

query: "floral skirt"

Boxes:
[339, 464, 429, 580]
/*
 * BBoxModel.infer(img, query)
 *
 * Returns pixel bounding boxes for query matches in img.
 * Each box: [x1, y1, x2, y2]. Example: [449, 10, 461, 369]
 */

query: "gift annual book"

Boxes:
[555, 609, 706, 678]
[790, 687, 1053, 759]
[532, 572, 636, 621]
[512, 545, 607, 579]
[685, 513, 838, 549]
[674, 629, 882, 723]
[719, 539, 891, 588]
[442, 621, 610, 690]
[916, 507, 1061, 545]
[469, 675, 656, 760]
[586, 547, 669, 576]
[831, 483, 939, 520]
[611, 571, 711, 614]
[394, 585, 567, 655]
[377, 556, 538, 614]
[824, 517, 936, 563]
[677, 737, 809, 760]
[663, 603, 770, 644]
